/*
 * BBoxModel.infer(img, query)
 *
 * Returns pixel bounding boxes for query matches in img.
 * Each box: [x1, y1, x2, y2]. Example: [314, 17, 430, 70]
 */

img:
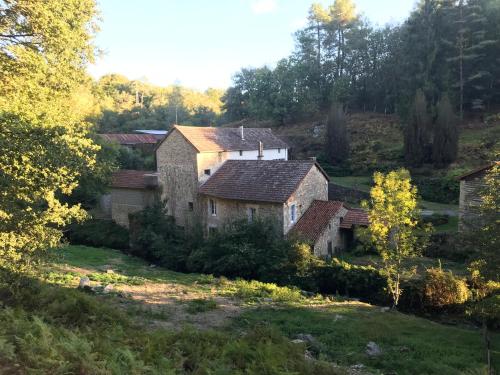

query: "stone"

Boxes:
[262, 298, 273, 303]
[106, 269, 115, 274]
[295, 334, 316, 345]
[78, 276, 90, 288]
[149, 264, 156, 268]
[304, 350, 315, 361]
[103, 284, 114, 294]
[380, 307, 390, 312]
[366, 341, 382, 356]
[291, 339, 306, 344]
[333, 314, 344, 321]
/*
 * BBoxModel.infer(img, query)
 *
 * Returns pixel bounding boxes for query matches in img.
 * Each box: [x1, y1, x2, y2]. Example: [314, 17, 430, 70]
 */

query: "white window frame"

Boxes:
[209, 199, 217, 216]
[247, 206, 257, 223]
[290, 203, 297, 223]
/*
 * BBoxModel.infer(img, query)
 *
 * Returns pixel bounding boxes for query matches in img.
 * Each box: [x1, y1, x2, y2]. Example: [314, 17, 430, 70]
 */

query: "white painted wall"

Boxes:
[227, 148, 288, 161]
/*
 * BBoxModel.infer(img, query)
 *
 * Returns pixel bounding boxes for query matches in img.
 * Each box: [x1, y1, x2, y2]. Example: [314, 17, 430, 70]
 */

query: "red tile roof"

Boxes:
[100, 133, 159, 145]
[339, 208, 369, 229]
[159, 125, 289, 152]
[199, 160, 326, 203]
[111, 170, 157, 189]
[289, 200, 345, 243]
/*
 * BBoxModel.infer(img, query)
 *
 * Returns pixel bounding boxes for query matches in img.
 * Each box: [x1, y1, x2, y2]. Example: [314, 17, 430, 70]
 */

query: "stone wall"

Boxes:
[312, 206, 348, 258]
[156, 130, 199, 228]
[201, 196, 283, 233]
[328, 183, 369, 203]
[459, 173, 486, 231]
[111, 188, 156, 227]
[283, 166, 329, 234]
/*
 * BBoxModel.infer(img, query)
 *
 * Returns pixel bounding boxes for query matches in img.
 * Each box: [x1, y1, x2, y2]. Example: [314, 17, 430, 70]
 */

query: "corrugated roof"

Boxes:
[289, 200, 345, 243]
[339, 208, 369, 229]
[100, 133, 159, 145]
[199, 160, 324, 203]
[111, 170, 157, 189]
[159, 125, 289, 152]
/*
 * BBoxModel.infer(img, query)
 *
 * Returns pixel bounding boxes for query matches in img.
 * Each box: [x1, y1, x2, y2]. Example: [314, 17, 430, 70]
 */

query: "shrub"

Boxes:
[66, 218, 129, 250]
[129, 201, 189, 271]
[422, 267, 470, 309]
[185, 298, 217, 314]
[313, 259, 388, 304]
[412, 175, 459, 204]
[424, 233, 469, 262]
[467, 294, 500, 329]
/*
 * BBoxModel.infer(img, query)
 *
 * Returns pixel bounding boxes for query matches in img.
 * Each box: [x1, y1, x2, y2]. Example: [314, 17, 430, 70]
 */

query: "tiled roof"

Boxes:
[163, 125, 289, 152]
[339, 208, 369, 229]
[100, 133, 159, 145]
[111, 170, 157, 189]
[289, 200, 345, 243]
[458, 161, 499, 180]
[199, 160, 323, 203]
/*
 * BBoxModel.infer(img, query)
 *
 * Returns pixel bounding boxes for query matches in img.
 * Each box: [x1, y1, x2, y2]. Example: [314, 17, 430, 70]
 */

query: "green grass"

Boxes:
[235, 305, 499, 375]
[27, 245, 498, 374]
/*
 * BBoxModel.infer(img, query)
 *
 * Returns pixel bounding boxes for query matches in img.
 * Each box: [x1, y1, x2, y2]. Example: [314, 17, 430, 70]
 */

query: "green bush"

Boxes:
[129, 201, 190, 271]
[185, 298, 217, 314]
[66, 218, 129, 250]
[424, 233, 469, 262]
[313, 259, 389, 304]
[422, 267, 470, 309]
[413, 175, 459, 204]
[467, 294, 500, 329]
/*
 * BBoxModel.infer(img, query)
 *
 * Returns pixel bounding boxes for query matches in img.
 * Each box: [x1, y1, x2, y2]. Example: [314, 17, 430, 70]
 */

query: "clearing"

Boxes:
[39, 245, 500, 374]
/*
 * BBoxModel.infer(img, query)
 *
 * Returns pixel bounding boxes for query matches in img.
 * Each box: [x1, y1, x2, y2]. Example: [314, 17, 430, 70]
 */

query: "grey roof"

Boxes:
[134, 130, 168, 135]
[159, 125, 288, 152]
[199, 160, 327, 203]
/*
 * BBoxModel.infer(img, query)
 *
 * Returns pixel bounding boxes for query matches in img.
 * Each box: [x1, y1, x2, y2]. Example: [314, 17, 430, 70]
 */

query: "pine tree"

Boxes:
[432, 94, 459, 166]
[404, 89, 431, 166]
[325, 102, 349, 164]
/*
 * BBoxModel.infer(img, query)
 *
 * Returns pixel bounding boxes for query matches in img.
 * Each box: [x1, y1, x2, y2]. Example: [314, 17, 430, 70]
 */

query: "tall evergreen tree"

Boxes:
[432, 94, 459, 166]
[404, 90, 431, 166]
[325, 102, 349, 164]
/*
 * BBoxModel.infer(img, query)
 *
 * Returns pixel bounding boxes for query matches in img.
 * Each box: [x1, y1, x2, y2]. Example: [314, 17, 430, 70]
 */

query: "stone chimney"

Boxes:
[258, 141, 264, 160]
[240, 125, 244, 140]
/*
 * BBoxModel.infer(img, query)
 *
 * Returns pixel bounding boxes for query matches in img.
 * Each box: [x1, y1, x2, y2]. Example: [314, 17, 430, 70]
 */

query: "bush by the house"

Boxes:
[422, 267, 470, 310]
[424, 233, 469, 262]
[129, 201, 190, 271]
[66, 219, 129, 250]
[313, 259, 388, 304]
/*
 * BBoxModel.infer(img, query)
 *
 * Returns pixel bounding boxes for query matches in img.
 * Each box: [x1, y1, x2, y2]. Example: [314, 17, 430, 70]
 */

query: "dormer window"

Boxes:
[204, 169, 211, 176]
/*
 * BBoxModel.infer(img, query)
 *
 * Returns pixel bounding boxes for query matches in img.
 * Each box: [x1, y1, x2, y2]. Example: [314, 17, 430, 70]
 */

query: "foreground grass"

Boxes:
[1, 245, 496, 374]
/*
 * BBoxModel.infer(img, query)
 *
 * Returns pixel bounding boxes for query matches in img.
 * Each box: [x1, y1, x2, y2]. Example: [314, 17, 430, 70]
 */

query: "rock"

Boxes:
[106, 269, 115, 274]
[103, 284, 114, 294]
[149, 264, 156, 268]
[304, 350, 315, 361]
[300, 290, 314, 297]
[78, 276, 90, 288]
[295, 334, 316, 345]
[366, 341, 382, 356]
[380, 307, 390, 312]
[291, 339, 306, 344]
[262, 298, 273, 303]
[333, 314, 344, 321]
[399, 346, 410, 353]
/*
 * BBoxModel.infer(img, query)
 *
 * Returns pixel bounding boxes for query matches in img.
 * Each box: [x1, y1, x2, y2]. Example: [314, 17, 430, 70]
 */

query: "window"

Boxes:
[290, 204, 296, 223]
[204, 169, 211, 176]
[247, 207, 257, 222]
[239, 150, 243, 156]
[209, 199, 217, 216]
[327, 241, 333, 257]
[278, 148, 281, 153]
[188, 202, 194, 211]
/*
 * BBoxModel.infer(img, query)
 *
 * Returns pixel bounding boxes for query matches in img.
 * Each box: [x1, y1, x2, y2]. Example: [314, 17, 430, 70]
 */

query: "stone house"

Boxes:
[108, 170, 159, 227]
[155, 125, 289, 228]
[289, 201, 368, 257]
[106, 124, 368, 258]
[458, 162, 498, 230]
[198, 159, 329, 236]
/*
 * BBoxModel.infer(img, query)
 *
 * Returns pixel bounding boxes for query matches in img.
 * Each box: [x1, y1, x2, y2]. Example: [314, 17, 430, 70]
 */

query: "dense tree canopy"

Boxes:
[222, 0, 500, 123]
[0, 0, 99, 273]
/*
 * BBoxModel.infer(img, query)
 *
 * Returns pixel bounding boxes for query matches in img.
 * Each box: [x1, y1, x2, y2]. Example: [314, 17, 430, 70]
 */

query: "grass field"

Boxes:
[16, 245, 494, 374]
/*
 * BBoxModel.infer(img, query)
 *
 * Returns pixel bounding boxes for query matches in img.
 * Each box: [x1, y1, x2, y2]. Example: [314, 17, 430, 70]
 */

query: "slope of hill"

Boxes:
[1, 246, 497, 374]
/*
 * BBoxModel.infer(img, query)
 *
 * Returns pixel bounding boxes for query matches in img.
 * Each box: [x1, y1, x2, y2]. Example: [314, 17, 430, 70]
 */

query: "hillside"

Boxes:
[1, 245, 497, 374]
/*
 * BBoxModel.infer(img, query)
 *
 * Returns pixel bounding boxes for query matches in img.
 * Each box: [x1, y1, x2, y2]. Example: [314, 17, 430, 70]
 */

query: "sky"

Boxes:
[88, 0, 418, 91]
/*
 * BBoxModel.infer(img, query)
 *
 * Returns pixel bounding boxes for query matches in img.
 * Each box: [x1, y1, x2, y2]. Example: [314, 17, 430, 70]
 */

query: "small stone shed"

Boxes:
[110, 170, 159, 227]
[289, 201, 369, 258]
[458, 161, 498, 230]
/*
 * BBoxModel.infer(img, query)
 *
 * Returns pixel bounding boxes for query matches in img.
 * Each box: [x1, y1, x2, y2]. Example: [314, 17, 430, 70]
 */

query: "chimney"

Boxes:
[309, 156, 317, 162]
[258, 141, 264, 160]
[240, 125, 244, 140]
